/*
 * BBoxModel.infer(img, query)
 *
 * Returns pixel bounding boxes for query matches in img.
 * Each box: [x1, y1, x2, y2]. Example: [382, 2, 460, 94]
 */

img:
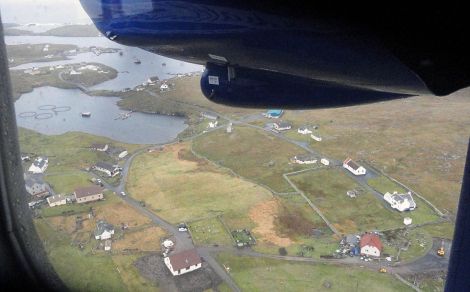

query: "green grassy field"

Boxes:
[35, 219, 128, 291]
[44, 172, 93, 194]
[126, 143, 272, 227]
[188, 217, 233, 246]
[216, 253, 413, 291]
[10, 62, 117, 99]
[367, 175, 440, 226]
[192, 126, 311, 193]
[18, 128, 144, 174]
[281, 94, 470, 219]
[291, 169, 406, 233]
[6, 43, 77, 66]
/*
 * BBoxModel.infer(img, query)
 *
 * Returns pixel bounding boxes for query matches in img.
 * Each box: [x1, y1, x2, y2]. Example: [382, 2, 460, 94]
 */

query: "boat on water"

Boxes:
[162, 62, 166, 66]
[133, 57, 141, 64]
[81, 112, 91, 117]
[119, 51, 123, 56]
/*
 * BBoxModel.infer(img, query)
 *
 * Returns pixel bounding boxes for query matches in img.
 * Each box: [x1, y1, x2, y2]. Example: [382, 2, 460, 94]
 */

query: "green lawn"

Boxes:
[291, 169, 405, 233]
[192, 126, 312, 193]
[44, 172, 93, 194]
[34, 219, 128, 291]
[18, 128, 144, 174]
[367, 175, 440, 225]
[189, 217, 233, 246]
[418, 221, 455, 239]
[217, 253, 413, 292]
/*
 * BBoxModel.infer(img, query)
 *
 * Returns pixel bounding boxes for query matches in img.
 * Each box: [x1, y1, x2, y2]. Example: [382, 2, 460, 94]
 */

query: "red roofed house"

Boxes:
[164, 249, 202, 276]
[360, 233, 383, 257]
[343, 158, 367, 176]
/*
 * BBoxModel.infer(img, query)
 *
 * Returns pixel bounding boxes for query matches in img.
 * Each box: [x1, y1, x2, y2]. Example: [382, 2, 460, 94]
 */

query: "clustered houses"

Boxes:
[343, 157, 367, 176]
[293, 154, 317, 164]
[74, 186, 104, 203]
[273, 121, 292, 131]
[28, 156, 48, 174]
[93, 162, 121, 177]
[360, 233, 383, 257]
[24, 175, 50, 198]
[384, 191, 417, 212]
[164, 249, 202, 276]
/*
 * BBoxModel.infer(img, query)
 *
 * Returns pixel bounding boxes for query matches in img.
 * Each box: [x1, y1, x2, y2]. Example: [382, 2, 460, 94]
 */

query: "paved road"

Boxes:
[99, 140, 241, 291]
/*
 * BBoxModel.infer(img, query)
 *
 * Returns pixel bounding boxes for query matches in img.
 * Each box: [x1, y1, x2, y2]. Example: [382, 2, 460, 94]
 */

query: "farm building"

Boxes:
[164, 249, 202, 276]
[264, 109, 283, 118]
[74, 186, 104, 204]
[320, 158, 330, 166]
[297, 126, 312, 135]
[94, 220, 115, 240]
[24, 175, 49, 197]
[90, 143, 108, 152]
[273, 121, 292, 131]
[47, 194, 67, 207]
[160, 83, 169, 91]
[94, 162, 120, 177]
[343, 158, 367, 176]
[201, 112, 219, 120]
[384, 191, 416, 212]
[293, 154, 317, 164]
[28, 156, 48, 174]
[311, 134, 322, 142]
[404, 217, 413, 225]
[360, 233, 382, 257]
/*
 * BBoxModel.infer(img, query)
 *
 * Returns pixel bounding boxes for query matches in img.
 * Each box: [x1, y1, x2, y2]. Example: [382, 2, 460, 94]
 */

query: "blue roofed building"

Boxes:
[264, 109, 283, 118]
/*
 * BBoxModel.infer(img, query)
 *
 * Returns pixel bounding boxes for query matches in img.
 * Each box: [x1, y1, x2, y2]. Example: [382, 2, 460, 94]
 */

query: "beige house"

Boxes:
[47, 194, 67, 207]
[74, 186, 104, 203]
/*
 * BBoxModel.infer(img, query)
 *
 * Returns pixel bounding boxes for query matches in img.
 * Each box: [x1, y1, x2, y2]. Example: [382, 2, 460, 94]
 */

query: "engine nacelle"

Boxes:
[200, 63, 408, 109]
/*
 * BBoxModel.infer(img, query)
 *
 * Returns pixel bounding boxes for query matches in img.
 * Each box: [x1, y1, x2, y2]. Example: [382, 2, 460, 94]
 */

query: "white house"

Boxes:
[293, 154, 317, 164]
[47, 194, 67, 207]
[298, 126, 312, 135]
[384, 191, 416, 212]
[343, 158, 366, 176]
[94, 162, 120, 177]
[160, 83, 169, 91]
[273, 121, 292, 131]
[201, 112, 218, 120]
[360, 233, 382, 257]
[70, 69, 82, 75]
[118, 150, 128, 159]
[320, 158, 330, 166]
[164, 249, 202, 276]
[24, 176, 49, 197]
[311, 134, 322, 142]
[94, 220, 115, 240]
[28, 156, 48, 174]
[208, 121, 218, 128]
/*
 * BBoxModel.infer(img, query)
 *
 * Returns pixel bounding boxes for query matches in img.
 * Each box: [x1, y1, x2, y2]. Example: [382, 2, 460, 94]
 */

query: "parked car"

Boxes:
[178, 223, 188, 232]
[120, 191, 126, 196]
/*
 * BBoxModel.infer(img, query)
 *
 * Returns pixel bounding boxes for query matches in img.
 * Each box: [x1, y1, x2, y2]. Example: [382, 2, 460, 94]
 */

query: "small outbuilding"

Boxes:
[95, 220, 115, 240]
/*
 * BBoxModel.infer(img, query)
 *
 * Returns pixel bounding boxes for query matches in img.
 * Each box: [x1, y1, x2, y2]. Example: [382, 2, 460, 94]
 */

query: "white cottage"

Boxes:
[28, 157, 48, 174]
[94, 220, 115, 240]
[384, 191, 416, 212]
[293, 154, 317, 164]
[320, 158, 330, 166]
[164, 249, 202, 276]
[343, 158, 366, 176]
[311, 134, 322, 142]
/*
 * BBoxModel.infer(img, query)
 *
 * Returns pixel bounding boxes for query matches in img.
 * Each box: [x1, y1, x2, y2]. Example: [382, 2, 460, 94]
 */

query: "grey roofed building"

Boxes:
[95, 162, 115, 171]
[24, 175, 49, 197]
[74, 186, 104, 199]
[345, 234, 360, 246]
[278, 121, 291, 128]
